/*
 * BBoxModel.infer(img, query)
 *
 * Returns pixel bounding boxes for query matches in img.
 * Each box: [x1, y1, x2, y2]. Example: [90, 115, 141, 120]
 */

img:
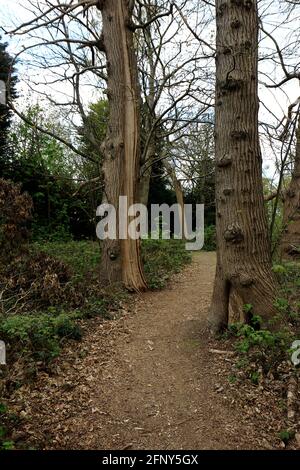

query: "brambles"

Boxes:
[0, 252, 78, 316]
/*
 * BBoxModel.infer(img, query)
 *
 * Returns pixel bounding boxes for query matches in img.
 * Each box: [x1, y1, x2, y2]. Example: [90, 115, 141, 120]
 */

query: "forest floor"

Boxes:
[7, 252, 295, 450]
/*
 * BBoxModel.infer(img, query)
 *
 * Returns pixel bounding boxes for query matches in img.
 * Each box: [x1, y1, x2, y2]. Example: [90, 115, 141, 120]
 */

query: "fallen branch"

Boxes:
[209, 349, 235, 355]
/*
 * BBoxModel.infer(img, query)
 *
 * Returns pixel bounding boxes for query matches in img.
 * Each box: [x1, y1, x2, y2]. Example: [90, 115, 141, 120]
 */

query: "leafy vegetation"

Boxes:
[1, 0, 300, 451]
[227, 319, 294, 374]
[142, 239, 192, 289]
[0, 313, 82, 363]
[223, 262, 300, 389]
[203, 225, 216, 251]
[0, 239, 191, 366]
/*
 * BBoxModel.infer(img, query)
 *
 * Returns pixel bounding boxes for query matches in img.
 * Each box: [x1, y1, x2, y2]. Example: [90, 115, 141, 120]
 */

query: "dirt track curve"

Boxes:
[13, 252, 263, 449]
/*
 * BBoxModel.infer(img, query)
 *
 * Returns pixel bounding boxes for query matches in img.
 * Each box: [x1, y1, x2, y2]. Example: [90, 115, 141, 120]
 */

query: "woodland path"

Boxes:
[14, 252, 263, 449]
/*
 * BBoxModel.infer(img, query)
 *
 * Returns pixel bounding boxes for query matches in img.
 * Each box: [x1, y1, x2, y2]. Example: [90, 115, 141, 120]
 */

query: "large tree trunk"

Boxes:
[280, 117, 300, 259]
[207, 0, 277, 333]
[98, 0, 147, 291]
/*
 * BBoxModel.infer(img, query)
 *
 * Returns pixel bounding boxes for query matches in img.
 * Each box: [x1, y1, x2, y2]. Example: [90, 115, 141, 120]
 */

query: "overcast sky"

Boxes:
[1, 0, 299, 179]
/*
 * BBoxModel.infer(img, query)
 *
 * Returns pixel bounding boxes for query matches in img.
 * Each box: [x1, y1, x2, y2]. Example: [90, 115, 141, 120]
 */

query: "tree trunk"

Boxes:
[138, 12, 157, 207]
[207, 0, 277, 333]
[139, 139, 155, 206]
[98, 0, 147, 291]
[280, 117, 300, 259]
[164, 158, 187, 238]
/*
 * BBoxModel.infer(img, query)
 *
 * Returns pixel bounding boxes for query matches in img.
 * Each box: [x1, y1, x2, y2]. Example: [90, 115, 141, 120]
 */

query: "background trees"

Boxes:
[280, 116, 300, 259]
[1, 0, 299, 310]
[3, 104, 101, 240]
[1, 0, 216, 290]
[0, 38, 17, 167]
[1, 1, 300, 453]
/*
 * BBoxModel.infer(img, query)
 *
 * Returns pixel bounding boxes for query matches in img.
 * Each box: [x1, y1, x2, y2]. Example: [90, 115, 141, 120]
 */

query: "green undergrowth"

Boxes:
[202, 225, 216, 251]
[0, 239, 191, 365]
[0, 403, 18, 451]
[223, 261, 300, 385]
[142, 238, 192, 289]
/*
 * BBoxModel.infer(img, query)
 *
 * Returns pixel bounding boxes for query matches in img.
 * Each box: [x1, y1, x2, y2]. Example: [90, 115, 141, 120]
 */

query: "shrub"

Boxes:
[0, 239, 191, 365]
[0, 313, 82, 363]
[228, 318, 294, 374]
[0, 251, 84, 315]
[142, 239, 191, 289]
[32, 240, 101, 282]
[203, 225, 216, 251]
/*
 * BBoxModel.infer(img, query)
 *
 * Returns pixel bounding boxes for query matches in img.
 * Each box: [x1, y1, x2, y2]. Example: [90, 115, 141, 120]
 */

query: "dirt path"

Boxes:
[13, 252, 263, 449]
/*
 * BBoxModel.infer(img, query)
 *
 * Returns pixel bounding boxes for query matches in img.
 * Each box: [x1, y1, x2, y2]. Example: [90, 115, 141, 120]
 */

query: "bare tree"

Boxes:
[135, 0, 214, 205]
[280, 109, 300, 258]
[258, 0, 300, 257]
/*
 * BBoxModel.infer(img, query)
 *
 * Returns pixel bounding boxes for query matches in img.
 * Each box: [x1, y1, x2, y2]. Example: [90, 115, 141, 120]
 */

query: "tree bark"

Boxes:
[139, 139, 155, 206]
[98, 0, 147, 291]
[164, 158, 187, 238]
[138, 11, 157, 208]
[280, 116, 300, 259]
[208, 0, 277, 333]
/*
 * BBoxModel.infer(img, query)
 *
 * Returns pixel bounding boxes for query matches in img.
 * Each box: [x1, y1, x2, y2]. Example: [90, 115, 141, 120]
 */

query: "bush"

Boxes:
[0, 313, 82, 363]
[0, 239, 191, 364]
[142, 239, 191, 289]
[228, 317, 294, 374]
[203, 225, 216, 251]
[32, 240, 101, 282]
[0, 251, 84, 315]
[273, 262, 300, 325]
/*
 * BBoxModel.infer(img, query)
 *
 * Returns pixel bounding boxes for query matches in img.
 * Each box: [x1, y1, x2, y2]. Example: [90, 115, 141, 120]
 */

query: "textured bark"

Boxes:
[207, 0, 277, 333]
[164, 159, 187, 238]
[139, 140, 155, 206]
[280, 118, 300, 259]
[98, 0, 147, 291]
[139, 169, 151, 207]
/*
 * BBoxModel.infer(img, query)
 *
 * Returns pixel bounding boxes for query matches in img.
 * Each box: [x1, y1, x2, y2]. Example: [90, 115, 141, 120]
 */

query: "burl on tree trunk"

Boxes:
[208, 0, 278, 333]
[97, 0, 147, 291]
[280, 117, 300, 260]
